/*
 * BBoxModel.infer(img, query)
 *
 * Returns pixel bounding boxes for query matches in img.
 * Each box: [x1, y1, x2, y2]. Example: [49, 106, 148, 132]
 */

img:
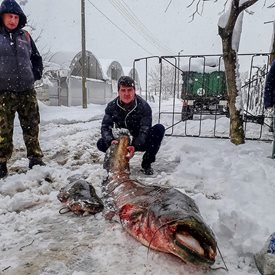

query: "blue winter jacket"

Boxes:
[0, 0, 43, 92]
[264, 60, 275, 109]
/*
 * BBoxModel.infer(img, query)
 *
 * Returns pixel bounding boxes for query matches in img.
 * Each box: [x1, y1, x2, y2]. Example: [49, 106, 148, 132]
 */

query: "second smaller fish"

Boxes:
[57, 179, 104, 216]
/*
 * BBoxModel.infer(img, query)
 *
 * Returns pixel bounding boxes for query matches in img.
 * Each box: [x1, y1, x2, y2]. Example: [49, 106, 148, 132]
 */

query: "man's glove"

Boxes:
[264, 107, 274, 131]
[266, 107, 274, 117]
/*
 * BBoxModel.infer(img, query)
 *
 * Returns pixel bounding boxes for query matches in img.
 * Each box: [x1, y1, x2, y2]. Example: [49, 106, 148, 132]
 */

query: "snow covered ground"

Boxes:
[0, 100, 275, 275]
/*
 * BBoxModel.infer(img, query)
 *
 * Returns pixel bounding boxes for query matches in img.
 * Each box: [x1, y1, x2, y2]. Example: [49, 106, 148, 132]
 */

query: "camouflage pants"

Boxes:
[0, 89, 43, 163]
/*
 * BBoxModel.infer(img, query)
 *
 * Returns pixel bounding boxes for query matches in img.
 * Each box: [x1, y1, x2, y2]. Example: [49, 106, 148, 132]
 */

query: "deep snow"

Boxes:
[0, 99, 275, 275]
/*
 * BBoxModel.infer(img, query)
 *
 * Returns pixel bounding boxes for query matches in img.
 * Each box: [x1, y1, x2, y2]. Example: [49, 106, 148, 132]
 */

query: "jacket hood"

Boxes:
[0, 0, 27, 29]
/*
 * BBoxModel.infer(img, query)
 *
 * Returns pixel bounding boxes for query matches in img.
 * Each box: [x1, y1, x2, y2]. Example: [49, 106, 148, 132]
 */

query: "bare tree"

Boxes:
[187, 0, 258, 144]
[148, 64, 176, 101]
[168, 0, 274, 144]
[24, 17, 53, 63]
[19, 1, 51, 61]
[218, 0, 259, 145]
[270, 21, 275, 63]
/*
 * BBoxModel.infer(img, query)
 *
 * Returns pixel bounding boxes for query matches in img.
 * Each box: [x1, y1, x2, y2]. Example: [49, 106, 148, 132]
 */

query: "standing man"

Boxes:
[97, 76, 165, 175]
[0, 0, 45, 178]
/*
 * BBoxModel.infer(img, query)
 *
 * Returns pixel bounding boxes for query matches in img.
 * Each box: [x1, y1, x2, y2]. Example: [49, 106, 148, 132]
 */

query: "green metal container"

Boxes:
[181, 71, 226, 99]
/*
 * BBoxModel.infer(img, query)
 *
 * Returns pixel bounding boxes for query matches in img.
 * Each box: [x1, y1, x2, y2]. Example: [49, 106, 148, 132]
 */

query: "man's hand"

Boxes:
[266, 107, 274, 115]
[126, 146, 135, 159]
[111, 140, 135, 159]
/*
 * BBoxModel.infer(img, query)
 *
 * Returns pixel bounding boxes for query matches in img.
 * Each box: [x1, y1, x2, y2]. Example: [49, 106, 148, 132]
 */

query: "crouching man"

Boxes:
[97, 76, 165, 175]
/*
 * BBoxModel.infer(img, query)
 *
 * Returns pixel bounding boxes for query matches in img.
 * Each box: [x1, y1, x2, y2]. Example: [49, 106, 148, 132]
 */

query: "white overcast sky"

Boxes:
[23, 0, 274, 66]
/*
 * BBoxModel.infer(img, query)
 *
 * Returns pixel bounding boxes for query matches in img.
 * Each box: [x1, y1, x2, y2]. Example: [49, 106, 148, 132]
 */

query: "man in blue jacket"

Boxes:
[0, 0, 45, 178]
[97, 76, 165, 175]
[264, 60, 275, 133]
[264, 60, 275, 110]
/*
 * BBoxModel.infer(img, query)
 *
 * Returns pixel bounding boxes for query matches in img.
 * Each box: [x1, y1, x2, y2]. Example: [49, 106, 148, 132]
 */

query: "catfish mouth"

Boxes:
[173, 223, 217, 265]
[57, 192, 69, 203]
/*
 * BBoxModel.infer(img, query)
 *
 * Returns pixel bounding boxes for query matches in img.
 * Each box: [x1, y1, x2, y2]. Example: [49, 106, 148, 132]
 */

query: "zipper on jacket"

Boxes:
[9, 32, 14, 45]
[116, 98, 137, 128]
[13, 32, 21, 90]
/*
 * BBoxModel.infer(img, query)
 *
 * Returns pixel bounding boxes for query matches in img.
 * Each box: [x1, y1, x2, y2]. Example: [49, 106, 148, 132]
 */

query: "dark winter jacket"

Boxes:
[101, 95, 152, 150]
[0, 0, 43, 92]
[264, 61, 275, 109]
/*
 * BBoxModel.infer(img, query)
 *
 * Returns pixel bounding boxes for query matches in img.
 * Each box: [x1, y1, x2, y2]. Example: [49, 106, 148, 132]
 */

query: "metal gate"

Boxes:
[133, 53, 273, 141]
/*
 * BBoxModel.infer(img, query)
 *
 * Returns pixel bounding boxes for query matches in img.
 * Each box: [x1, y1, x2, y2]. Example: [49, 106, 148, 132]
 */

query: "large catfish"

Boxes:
[103, 133, 217, 266]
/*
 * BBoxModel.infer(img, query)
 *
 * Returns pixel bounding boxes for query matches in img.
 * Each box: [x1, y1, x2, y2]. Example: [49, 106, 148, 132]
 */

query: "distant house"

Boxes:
[43, 51, 126, 106]
[123, 66, 141, 92]
[100, 59, 125, 95]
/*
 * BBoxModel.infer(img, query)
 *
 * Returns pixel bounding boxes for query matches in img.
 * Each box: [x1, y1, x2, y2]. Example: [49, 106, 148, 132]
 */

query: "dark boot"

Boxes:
[29, 157, 45, 169]
[0, 162, 8, 178]
[141, 162, 154, 175]
[141, 154, 154, 175]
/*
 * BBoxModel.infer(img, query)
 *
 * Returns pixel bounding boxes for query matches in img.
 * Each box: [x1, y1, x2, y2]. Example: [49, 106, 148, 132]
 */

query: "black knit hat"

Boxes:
[118, 76, 135, 90]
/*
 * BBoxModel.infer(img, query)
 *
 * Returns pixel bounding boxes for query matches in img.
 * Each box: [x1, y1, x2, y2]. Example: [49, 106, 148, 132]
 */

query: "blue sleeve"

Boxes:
[264, 61, 275, 109]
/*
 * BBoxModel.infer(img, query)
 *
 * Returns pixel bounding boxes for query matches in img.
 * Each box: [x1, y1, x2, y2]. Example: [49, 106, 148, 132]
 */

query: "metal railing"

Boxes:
[133, 53, 273, 141]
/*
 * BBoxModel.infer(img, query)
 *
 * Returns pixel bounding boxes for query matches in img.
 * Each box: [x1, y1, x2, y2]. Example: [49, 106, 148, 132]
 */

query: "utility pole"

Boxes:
[177, 50, 183, 98]
[81, 0, 87, 108]
[270, 21, 275, 64]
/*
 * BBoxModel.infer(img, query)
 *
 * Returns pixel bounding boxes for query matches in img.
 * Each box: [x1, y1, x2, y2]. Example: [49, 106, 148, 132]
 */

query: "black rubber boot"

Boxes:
[0, 162, 8, 178]
[141, 164, 154, 175]
[29, 157, 46, 169]
[141, 154, 154, 175]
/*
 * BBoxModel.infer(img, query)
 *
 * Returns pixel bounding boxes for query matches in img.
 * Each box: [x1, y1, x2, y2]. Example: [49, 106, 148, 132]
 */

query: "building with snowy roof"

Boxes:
[43, 51, 126, 106]
[123, 66, 141, 91]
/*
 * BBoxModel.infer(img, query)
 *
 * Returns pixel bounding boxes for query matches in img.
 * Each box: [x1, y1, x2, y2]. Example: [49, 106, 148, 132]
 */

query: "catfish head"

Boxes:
[118, 187, 217, 266]
[57, 179, 104, 215]
[104, 134, 131, 174]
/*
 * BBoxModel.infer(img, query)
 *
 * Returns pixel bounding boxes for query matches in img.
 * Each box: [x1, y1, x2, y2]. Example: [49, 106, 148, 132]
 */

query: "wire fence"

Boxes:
[133, 53, 273, 141]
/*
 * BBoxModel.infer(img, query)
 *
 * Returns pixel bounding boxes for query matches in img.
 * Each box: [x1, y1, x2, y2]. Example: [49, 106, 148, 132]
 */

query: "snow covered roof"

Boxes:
[99, 59, 124, 80]
[123, 66, 141, 89]
[47, 51, 105, 80]
[123, 66, 132, 76]
[43, 61, 64, 73]
[46, 52, 140, 84]
[48, 52, 76, 70]
[181, 57, 225, 73]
